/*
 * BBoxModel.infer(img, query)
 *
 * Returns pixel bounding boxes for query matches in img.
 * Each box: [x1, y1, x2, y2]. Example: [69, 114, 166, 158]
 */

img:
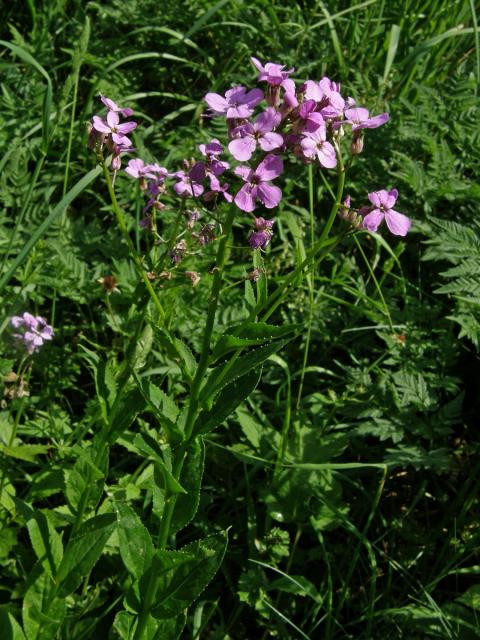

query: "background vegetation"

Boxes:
[0, 0, 479, 638]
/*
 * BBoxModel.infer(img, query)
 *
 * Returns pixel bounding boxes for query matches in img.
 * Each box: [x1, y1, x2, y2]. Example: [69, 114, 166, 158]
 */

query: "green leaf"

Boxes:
[212, 323, 299, 360]
[134, 377, 182, 443]
[149, 530, 228, 619]
[65, 447, 107, 514]
[113, 610, 186, 640]
[153, 328, 197, 383]
[200, 339, 291, 403]
[114, 500, 154, 579]
[0, 609, 26, 640]
[133, 434, 187, 496]
[170, 439, 205, 535]
[22, 565, 66, 640]
[0, 444, 49, 462]
[27, 510, 63, 579]
[57, 513, 116, 596]
[193, 370, 261, 436]
[456, 584, 480, 611]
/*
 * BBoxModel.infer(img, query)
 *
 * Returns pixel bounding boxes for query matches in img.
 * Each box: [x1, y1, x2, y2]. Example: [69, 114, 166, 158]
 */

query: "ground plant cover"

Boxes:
[0, 0, 479, 638]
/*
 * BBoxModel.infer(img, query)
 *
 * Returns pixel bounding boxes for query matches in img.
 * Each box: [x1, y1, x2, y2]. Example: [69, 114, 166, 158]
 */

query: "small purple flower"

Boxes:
[174, 171, 204, 198]
[251, 57, 295, 89]
[203, 177, 233, 203]
[292, 100, 324, 133]
[100, 95, 134, 118]
[361, 189, 411, 236]
[125, 159, 168, 181]
[234, 154, 283, 213]
[340, 107, 389, 131]
[92, 111, 137, 146]
[190, 139, 229, 186]
[228, 108, 283, 161]
[249, 217, 275, 249]
[300, 126, 337, 168]
[204, 86, 264, 119]
[303, 78, 345, 119]
[11, 313, 54, 355]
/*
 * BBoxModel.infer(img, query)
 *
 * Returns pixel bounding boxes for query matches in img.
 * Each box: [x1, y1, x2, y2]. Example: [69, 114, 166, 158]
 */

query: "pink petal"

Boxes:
[92, 116, 110, 134]
[234, 165, 254, 182]
[234, 184, 257, 212]
[385, 210, 411, 236]
[317, 141, 337, 168]
[362, 209, 384, 232]
[204, 92, 229, 115]
[117, 121, 137, 134]
[228, 136, 257, 161]
[258, 132, 283, 152]
[256, 154, 283, 181]
[303, 80, 323, 102]
[345, 107, 369, 123]
[107, 111, 119, 128]
[255, 107, 281, 134]
[257, 183, 282, 208]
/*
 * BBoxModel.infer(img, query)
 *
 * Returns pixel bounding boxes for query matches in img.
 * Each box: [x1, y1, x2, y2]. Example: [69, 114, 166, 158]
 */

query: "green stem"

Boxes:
[133, 205, 236, 640]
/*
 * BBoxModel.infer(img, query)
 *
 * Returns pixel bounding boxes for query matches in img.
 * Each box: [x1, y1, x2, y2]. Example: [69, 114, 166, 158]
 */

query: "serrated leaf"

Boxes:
[149, 530, 228, 619]
[0, 444, 49, 462]
[65, 447, 107, 514]
[193, 370, 261, 436]
[22, 565, 66, 640]
[200, 339, 291, 403]
[212, 323, 299, 360]
[114, 500, 154, 579]
[57, 513, 116, 596]
[134, 434, 187, 496]
[134, 377, 182, 443]
[170, 439, 205, 535]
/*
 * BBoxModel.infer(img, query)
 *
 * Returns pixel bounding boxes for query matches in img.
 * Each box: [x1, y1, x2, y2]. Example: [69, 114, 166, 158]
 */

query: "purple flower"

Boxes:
[228, 108, 283, 161]
[303, 78, 345, 119]
[92, 111, 137, 146]
[125, 159, 169, 181]
[174, 171, 204, 197]
[340, 107, 389, 131]
[234, 154, 283, 213]
[249, 217, 275, 249]
[100, 95, 134, 118]
[203, 178, 233, 203]
[361, 189, 411, 236]
[204, 86, 264, 119]
[293, 100, 324, 133]
[11, 313, 54, 354]
[190, 139, 229, 186]
[251, 57, 295, 90]
[300, 126, 337, 168]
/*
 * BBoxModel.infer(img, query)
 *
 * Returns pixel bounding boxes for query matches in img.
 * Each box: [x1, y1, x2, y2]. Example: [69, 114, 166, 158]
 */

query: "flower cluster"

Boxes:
[90, 57, 411, 263]
[11, 313, 54, 354]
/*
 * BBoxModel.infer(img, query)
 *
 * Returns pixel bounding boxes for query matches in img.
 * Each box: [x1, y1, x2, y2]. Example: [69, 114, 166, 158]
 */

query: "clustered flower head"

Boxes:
[91, 60, 410, 263]
[11, 313, 54, 354]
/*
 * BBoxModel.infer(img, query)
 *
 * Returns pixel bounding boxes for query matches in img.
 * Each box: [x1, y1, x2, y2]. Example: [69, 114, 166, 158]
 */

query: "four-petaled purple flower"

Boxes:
[293, 100, 324, 133]
[251, 57, 295, 92]
[11, 312, 54, 354]
[234, 154, 283, 212]
[228, 108, 283, 161]
[361, 189, 411, 236]
[92, 111, 137, 146]
[300, 125, 337, 168]
[100, 95, 134, 118]
[303, 78, 345, 119]
[174, 171, 204, 197]
[249, 217, 275, 249]
[339, 107, 389, 131]
[204, 86, 264, 119]
[125, 159, 168, 180]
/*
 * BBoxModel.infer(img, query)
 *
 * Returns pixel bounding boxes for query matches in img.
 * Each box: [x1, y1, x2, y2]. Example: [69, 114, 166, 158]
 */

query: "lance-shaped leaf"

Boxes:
[113, 610, 186, 640]
[65, 446, 107, 514]
[200, 339, 292, 404]
[148, 530, 228, 619]
[170, 438, 205, 535]
[0, 609, 26, 640]
[212, 322, 300, 361]
[134, 434, 187, 496]
[114, 500, 154, 579]
[133, 376, 182, 443]
[22, 564, 66, 640]
[57, 513, 116, 596]
[193, 370, 261, 436]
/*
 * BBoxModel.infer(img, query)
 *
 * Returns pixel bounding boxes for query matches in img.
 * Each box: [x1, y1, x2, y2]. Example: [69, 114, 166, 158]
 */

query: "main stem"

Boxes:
[133, 205, 236, 640]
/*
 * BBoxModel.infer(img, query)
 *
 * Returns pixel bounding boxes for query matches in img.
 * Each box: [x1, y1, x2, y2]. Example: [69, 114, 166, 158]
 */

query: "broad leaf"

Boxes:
[170, 438, 205, 535]
[22, 565, 66, 640]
